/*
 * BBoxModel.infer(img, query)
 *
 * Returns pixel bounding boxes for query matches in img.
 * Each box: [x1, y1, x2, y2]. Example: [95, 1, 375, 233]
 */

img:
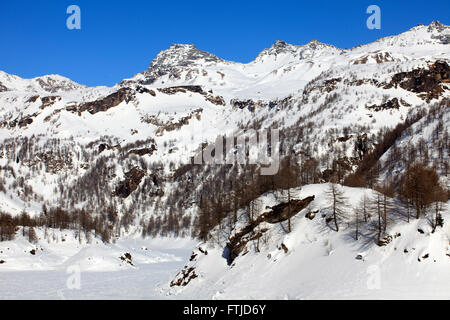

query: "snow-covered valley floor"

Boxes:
[0, 237, 196, 300]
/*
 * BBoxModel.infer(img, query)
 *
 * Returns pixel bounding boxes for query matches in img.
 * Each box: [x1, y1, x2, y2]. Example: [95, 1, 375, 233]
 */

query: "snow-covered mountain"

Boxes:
[0, 21, 449, 298]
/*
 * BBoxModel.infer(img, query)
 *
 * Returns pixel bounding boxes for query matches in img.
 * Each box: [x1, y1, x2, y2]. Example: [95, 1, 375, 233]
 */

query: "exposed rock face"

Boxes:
[26, 95, 40, 103]
[226, 196, 315, 263]
[366, 97, 401, 112]
[205, 95, 225, 106]
[2, 113, 38, 129]
[135, 86, 156, 96]
[255, 39, 341, 62]
[155, 109, 203, 136]
[353, 51, 397, 65]
[157, 85, 225, 106]
[125, 44, 223, 86]
[388, 61, 449, 101]
[113, 166, 145, 198]
[261, 196, 315, 224]
[98, 143, 113, 154]
[231, 99, 255, 110]
[128, 145, 156, 157]
[230, 98, 268, 111]
[170, 246, 208, 287]
[170, 266, 198, 287]
[158, 85, 204, 95]
[40, 96, 61, 109]
[0, 82, 8, 92]
[78, 88, 134, 115]
[323, 78, 342, 92]
[35, 76, 84, 93]
[119, 253, 134, 266]
[18, 117, 34, 128]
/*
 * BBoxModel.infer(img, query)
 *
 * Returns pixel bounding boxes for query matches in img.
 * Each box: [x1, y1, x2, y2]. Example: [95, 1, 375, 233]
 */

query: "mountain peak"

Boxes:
[148, 43, 221, 70]
[271, 40, 289, 49]
[256, 39, 341, 62]
[427, 20, 448, 32]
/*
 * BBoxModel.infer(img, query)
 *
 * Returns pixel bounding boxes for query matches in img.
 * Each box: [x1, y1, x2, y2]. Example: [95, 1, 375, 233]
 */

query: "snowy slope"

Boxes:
[166, 184, 450, 299]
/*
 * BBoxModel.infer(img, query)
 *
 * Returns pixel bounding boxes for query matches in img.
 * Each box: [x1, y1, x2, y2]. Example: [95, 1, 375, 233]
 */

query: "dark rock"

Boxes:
[113, 167, 145, 198]
[205, 95, 225, 106]
[305, 210, 316, 220]
[366, 98, 401, 112]
[170, 266, 198, 287]
[135, 86, 156, 96]
[225, 196, 314, 263]
[98, 143, 112, 154]
[18, 117, 34, 128]
[119, 252, 134, 266]
[0, 82, 8, 92]
[387, 61, 449, 102]
[78, 88, 134, 115]
[158, 85, 204, 95]
[26, 95, 40, 103]
[128, 145, 157, 157]
[262, 196, 315, 224]
[189, 252, 198, 261]
[40, 96, 61, 109]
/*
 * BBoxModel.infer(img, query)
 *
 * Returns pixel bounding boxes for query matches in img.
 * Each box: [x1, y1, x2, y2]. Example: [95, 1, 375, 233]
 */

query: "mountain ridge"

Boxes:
[2, 21, 448, 90]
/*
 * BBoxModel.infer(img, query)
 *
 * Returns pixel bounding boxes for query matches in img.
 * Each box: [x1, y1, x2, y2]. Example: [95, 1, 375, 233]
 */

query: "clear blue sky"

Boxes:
[0, 0, 448, 87]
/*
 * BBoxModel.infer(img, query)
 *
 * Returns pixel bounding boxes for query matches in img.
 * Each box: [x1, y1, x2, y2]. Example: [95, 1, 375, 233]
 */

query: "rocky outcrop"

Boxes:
[40, 96, 61, 109]
[230, 99, 255, 110]
[128, 145, 157, 157]
[26, 95, 40, 103]
[170, 246, 208, 287]
[366, 97, 401, 112]
[98, 143, 113, 154]
[353, 51, 397, 65]
[18, 117, 34, 128]
[170, 266, 198, 287]
[131, 44, 223, 85]
[113, 167, 145, 198]
[205, 94, 225, 106]
[261, 196, 315, 224]
[226, 196, 315, 263]
[78, 88, 134, 115]
[386, 61, 449, 102]
[155, 109, 202, 136]
[119, 253, 134, 266]
[158, 85, 204, 95]
[135, 86, 156, 96]
[157, 85, 225, 105]
[0, 82, 8, 92]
